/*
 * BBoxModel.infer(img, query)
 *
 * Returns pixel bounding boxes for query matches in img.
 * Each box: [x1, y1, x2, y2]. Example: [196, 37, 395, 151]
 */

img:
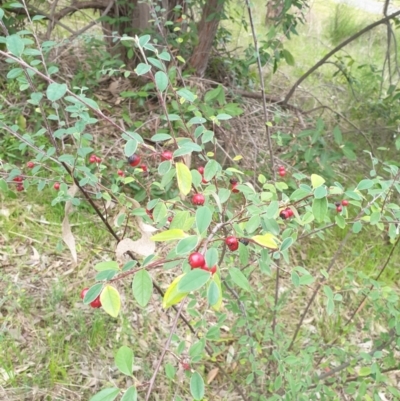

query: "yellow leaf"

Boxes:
[176, 162, 192, 196]
[311, 174, 325, 189]
[162, 275, 188, 309]
[207, 152, 214, 157]
[233, 155, 242, 161]
[151, 229, 186, 242]
[211, 273, 223, 311]
[252, 233, 278, 249]
[100, 285, 121, 318]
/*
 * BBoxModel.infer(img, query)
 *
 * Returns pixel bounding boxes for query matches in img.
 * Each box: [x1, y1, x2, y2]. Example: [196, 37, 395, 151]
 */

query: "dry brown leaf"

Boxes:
[206, 367, 219, 384]
[115, 197, 157, 260]
[62, 184, 78, 264]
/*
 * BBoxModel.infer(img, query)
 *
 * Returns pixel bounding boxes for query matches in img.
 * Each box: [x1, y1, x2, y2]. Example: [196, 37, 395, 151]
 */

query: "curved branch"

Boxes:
[283, 9, 400, 105]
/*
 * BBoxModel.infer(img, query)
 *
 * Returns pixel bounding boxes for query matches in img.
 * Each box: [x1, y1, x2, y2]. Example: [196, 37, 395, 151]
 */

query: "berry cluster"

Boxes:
[13, 176, 24, 192]
[89, 154, 101, 164]
[278, 165, 286, 177]
[197, 166, 208, 184]
[188, 252, 216, 274]
[230, 178, 239, 193]
[80, 288, 102, 308]
[335, 199, 349, 213]
[280, 207, 294, 220]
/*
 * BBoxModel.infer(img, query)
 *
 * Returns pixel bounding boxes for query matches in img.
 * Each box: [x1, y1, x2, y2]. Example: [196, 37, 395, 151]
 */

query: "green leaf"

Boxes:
[353, 221, 362, 233]
[357, 179, 374, 190]
[178, 269, 211, 292]
[280, 237, 293, 252]
[170, 211, 193, 231]
[151, 133, 171, 142]
[120, 386, 137, 401]
[176, 162, 192, 196]
[162, 274, 188, 308]
[311, 174, 325, 188]
[196, 206, 212, 233]
[229, 267, 251, 292]
[88, 388, 120, 401]
[333, 125, 342, 145]
[115, 346, 134, 376]
[100, 285, 121, 318]
[46, 83, 67, 102]
[151, 229, 186, 241]
[207, 280, 220, 306]
[190, 372, 205, 400]
[158, 160, 171, 175]
[0, 179, 8, 192]
[155, 71, 168, 92]
[312, 197, 328, 222]
[335, 215, 346, 229]
[83, 283, 103, 304]
[177, 88, 196, 102]
[124, 139, 138, 157]
[205, 248, 218, 267]
[6, 34, 24, 56]
[216, 113, 232, 120]
[370, 211, 381, 225]
[314, 186, 327, 199]
[266, 201, 279, 218]
[94, 261, 119, 271]
[282, 48, 295, 66]
[342, 146, 357, 160]
[153, 202, 167, 223]
[204, 160, 220, 181]
[132, 269, 153, 307]
[176, 235, 198, 255]
[135, 63, 151, 76]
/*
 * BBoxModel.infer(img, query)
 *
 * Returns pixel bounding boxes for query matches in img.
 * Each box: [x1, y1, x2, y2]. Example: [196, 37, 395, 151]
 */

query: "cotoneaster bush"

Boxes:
[1, 12, 400, 401]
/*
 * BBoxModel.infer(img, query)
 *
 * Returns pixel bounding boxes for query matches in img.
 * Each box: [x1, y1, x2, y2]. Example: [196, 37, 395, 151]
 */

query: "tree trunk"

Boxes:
[189, 0, 225, 77]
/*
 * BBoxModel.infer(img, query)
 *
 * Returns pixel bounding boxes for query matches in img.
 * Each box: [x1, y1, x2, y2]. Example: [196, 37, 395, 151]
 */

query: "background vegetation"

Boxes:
[1, 0, 400, 400]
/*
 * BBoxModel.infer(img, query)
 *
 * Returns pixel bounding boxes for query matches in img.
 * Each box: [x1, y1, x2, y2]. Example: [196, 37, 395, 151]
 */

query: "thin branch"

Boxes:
[243, 0, 275, 179]
[284, 9, 400, 104]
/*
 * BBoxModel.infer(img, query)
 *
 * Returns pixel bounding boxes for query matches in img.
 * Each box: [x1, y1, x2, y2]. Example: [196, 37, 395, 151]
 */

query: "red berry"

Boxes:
[231, 183, 239, 193]
[161, 151, 173, 161]
[117, 170, 125, 177]
[146, 209, 153, 219]
[230, 178, 238, 185]
[202, 177, 209, 184]
[168, 216, 173, 222]
[140, 164, 148, 172]
[280, 210, 289, 219]
[16, 184, 24, 192]
[89, 155, 97, 164]
[286, 208, 294, 217]
[334, 201, 341, 207]
[95, 156, 101, 163]
[278, 165, 285, 171]
[336, 205, 343, 213]
[54, 182, 60, 190]
[342, 200, 349, 207]
[225, 236, 239, 251]
[197, 166, 205, 175]
[128, 154, 141, 167]
[192, 193, 205, 206]
[27, 161, 34, 169]
[181, 362, 190, 371]
[80, 287, 89, 300]
[188, 252, 206, 268]
[278, 170, 286, 177]
[209, 265, 217, 275]
[13, 176, 23, 182]
[90, 296, 102, 308]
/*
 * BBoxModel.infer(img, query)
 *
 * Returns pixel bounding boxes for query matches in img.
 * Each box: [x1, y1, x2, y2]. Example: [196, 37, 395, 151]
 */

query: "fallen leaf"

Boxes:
[206, 367, 219, 384]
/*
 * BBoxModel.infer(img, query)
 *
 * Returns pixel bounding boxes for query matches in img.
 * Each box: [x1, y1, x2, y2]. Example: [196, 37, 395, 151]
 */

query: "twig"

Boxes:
[243, 0, 275, 179]
[145, 299, 187, 401]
